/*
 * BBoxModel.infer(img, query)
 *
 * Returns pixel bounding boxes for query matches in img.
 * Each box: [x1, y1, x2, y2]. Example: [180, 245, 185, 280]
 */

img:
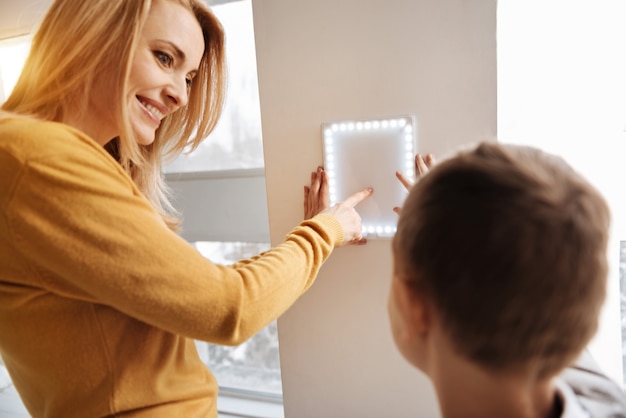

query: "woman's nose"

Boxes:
[165, 75, 189, 109]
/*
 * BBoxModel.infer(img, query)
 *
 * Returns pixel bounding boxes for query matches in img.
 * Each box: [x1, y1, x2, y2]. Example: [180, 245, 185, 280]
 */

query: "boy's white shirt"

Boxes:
[555, 377, 591, 418]
[555, 351, 626, 418]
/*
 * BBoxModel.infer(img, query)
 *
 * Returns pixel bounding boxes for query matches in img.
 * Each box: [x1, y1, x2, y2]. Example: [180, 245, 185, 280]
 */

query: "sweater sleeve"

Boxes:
[5, 134, 344, 345]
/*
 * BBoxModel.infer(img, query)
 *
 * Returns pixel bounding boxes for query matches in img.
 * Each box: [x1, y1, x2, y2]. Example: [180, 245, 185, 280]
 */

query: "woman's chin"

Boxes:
[133, 128, 157, 146]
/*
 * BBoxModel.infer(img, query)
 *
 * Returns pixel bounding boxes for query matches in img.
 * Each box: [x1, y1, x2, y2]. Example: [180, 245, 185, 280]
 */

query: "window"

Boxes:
[0, 34, 31, 102]
[498, 0, 626, 387]
[164, 0, 263, 172]
[163, 0, 284, 413]
[0, 357, 29, 417]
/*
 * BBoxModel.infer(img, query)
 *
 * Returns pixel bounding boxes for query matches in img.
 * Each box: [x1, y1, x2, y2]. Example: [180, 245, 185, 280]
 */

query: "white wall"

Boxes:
[253, 1, 496, 416]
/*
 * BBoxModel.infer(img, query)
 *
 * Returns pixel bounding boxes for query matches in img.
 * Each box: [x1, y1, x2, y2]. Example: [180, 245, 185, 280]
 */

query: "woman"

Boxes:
[0, 0, 371, 416]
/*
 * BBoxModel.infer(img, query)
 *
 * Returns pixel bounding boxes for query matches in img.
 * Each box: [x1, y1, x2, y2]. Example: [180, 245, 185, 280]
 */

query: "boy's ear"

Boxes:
[392, 276, 431, 336]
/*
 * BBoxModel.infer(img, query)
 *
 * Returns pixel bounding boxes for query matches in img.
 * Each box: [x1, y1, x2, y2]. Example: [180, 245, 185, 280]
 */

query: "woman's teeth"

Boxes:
[140, 100, 164, 120]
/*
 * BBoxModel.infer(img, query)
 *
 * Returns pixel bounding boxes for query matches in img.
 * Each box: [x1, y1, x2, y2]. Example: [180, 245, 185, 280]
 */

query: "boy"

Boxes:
[389, 142, 626, 417]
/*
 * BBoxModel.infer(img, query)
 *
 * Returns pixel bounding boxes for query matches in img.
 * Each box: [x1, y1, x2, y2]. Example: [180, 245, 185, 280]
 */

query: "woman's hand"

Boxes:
[304, 165, 373, 246]
[304, 166, 330, 219]
[322, 187, 373, 246]
[393, 153, 436, 214]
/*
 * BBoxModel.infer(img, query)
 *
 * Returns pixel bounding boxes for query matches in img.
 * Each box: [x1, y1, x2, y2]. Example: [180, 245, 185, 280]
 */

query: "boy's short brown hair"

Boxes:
[393, 142, 610, 378]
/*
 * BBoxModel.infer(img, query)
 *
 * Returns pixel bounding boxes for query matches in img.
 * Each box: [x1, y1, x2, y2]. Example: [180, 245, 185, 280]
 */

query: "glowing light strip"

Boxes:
[322, 115, 416, 238]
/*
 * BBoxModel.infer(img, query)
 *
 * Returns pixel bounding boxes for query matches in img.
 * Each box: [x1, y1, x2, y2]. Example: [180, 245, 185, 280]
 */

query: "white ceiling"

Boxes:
[0, 0, 52, 40]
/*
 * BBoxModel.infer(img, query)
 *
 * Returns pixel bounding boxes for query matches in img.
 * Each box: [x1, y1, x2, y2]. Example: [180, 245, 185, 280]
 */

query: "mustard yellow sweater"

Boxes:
[0, 117, 343, 417]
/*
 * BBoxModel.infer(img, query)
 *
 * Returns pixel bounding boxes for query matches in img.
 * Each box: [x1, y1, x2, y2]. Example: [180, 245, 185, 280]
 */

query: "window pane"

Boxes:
[165, 0, 264, 172]
[0, 35, 32, 102]
[193, 241, 282, 396]
[0, 357, 30, 417]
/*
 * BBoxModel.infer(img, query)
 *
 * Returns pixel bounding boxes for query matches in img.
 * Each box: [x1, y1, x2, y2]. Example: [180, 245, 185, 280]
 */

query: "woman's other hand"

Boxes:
[393, 153, 436, 214]
[304, 166, 330, 219]
[303, 165, 372, 245]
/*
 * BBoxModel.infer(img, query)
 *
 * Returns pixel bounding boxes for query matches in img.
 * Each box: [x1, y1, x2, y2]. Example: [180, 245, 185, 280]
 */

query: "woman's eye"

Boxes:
[186, 77, 193, 89]
[154, 51, 173, 67]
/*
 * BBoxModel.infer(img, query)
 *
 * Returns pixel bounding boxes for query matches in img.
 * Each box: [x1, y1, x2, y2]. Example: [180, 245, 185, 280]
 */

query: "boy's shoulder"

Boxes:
[556, 352, 626, 418]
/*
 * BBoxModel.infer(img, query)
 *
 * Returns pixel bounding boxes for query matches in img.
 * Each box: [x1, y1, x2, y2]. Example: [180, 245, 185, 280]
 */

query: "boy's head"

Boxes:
[389, 142, 610, 379]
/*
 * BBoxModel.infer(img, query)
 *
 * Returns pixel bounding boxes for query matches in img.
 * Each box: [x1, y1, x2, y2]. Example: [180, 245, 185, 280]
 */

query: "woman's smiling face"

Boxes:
[127, 0, 205, 145]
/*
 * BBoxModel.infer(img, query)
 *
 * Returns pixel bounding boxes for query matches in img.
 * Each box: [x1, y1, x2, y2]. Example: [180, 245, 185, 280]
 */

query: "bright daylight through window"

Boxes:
[164, 0, 264, 172]
[0, 35, 31, 102]
[497, 0, 626, 388]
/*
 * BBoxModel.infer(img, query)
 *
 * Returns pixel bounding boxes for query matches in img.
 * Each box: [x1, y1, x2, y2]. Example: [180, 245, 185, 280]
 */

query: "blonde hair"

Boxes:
[2, 0, 226, 229]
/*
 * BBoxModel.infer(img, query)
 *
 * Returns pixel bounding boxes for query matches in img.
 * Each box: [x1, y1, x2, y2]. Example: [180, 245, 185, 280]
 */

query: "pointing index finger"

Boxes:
[343, 187, 373, 207]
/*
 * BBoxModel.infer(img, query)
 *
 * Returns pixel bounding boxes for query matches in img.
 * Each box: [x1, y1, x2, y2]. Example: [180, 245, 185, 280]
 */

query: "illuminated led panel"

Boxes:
[321, 115, 417, 239]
